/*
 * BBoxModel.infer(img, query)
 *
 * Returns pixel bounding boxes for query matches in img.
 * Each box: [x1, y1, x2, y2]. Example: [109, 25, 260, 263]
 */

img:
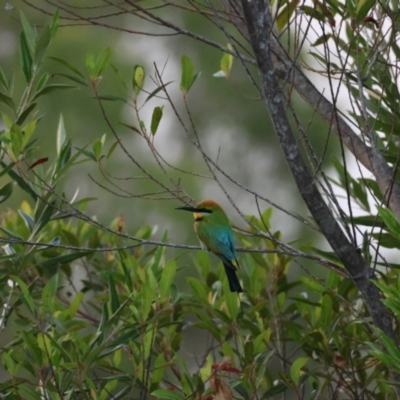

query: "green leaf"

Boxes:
[50, 8, 59, 37]
[188, 277, 209, 300]
[290, 357, 308, 385]
[10, 275, 36, 315]
[32, 84, 77, 101]
[151, 389, 183, 400]
[86, 53, 96, 76]
[180, 55, 195, 93]
[20, 31, 33, 82]
[277, 0, 300, 32]
[36, 73, 49, 91]
[18, 209, 34, 231]
[39, 251, 92, 268]
[356, 0, 376, 23]
[95, 95, 126, 102]
[107, 140, 119, 160]
[34, 201, 55, 234]
[19, 11, 36, 53]
[144, 81, 172, 104]
[0, 161, 37, 200]
[261, 383, 288, 399]
[133, 65, 145, 95]
[16, 102, 37, 125]
[220, 44, 234, 78]
[224, 282, 239, 320]
[0, 182, 13, 204]
[377, 206, 400, 239]
[94, 47, 111, 77]
[54, 73, 87, 87]
[47, 56, 85, 78]
[93, 138, 103, 160]
[0, 92, 15, 110]
[312, 34, 333, 47]
[319, 294, 333, 328]
[56, 114, 66, 156]
[21, 331, 43, 365]
[109, 274, 120, 314]
[22, 119, 36, 147]
[110, 63, 127, 90]
[118, 122, 142, 135]
[34, 26, 51, 70]
[150, 106, 163, 135]
[159, 259, 176, 299]
[0, 67, 8, 90]
[41, 273, 58, 307]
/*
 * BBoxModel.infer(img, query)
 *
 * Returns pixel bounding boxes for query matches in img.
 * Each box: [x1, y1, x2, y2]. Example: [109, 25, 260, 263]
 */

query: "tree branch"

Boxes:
[240, 0, 400, 392]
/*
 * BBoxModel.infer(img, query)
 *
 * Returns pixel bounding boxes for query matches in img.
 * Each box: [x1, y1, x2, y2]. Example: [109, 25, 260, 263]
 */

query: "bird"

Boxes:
[176, 200, 243, 293]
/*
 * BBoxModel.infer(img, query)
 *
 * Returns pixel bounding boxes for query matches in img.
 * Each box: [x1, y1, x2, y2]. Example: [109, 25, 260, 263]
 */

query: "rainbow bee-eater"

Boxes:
[177, 200, 243, 293]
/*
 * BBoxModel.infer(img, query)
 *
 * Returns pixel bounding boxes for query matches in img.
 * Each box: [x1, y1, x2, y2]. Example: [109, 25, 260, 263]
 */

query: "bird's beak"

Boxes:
[176, 206, 198, 212]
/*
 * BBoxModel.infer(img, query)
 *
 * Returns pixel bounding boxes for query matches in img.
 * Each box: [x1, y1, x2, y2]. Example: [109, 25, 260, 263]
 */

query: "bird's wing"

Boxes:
[206, 228, 239, 270]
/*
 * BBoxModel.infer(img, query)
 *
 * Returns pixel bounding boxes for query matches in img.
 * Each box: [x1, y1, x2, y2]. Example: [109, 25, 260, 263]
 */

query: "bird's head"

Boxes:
[176, 200, 224, 221]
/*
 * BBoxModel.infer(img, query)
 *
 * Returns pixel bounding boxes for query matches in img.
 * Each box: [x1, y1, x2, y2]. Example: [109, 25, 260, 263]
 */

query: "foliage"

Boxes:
[1, 2, 400, 400]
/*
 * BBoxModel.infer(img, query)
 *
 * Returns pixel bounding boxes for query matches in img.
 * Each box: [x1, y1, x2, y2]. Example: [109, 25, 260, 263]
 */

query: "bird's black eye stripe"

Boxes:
[197, 208, 212, 213]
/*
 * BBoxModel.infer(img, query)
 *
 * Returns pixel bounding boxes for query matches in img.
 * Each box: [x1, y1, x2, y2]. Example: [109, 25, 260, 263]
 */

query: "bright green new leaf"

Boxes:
[10, 124, 23, 159]
[180, 55, 195, 93]
[220, 43, 234, 78]
[93, 139, 102, 160]
[86, 53, 96, 77]
[151, 106, 163, 135]
[94, 47, 111, 77]
[290, 357, 308, 385]
[133, 65, 145, 95]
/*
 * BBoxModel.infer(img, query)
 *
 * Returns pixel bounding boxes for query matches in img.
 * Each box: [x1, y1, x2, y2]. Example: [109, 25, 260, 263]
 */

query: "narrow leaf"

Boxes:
[19, 11, 36, 52]
[20, 31, 33, 83]
[0, 92, 15, 110]
[144, 81, 172, 104]
[0, 182, 13, 203]
[47, 56, 85, 78]
[180, 55, 194, 93]
[133, 65, 145, 95]
[18, 209, 34, 231]
[150, 106, 163, 135]
[109, 274, 120, 314]
[56, 114, 66, 155]
[220, 44, 234, 78]
[32, 84, 77, 101]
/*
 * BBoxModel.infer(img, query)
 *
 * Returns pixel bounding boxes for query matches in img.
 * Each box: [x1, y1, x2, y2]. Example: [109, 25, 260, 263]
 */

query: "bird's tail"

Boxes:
[223, 262, 243, 293]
